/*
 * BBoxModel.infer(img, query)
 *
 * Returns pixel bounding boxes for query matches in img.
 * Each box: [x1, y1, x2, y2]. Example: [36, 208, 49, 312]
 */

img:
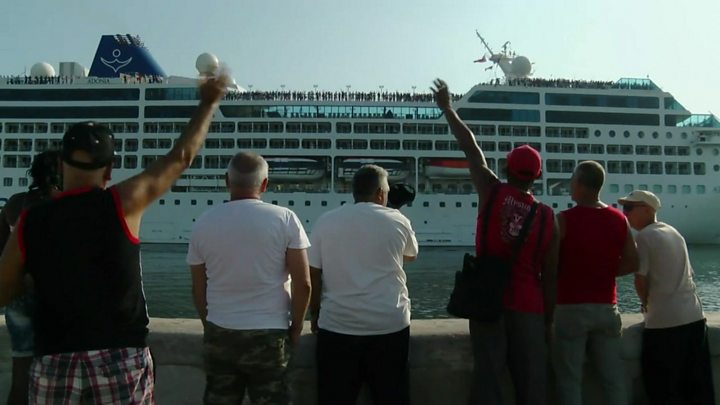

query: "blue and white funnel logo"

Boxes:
[88, 34, 166, 78]
[100, 49, 133, 73]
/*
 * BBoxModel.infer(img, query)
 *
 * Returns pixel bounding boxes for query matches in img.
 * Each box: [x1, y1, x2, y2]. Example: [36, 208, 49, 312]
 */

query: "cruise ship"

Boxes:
[1, 34, 719, 245]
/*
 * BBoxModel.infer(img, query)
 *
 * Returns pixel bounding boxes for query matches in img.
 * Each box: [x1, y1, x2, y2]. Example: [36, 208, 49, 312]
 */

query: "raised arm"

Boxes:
[116, 74, 229, 234]
[432, 79, 498, 203]
[287, 248, 311, 345]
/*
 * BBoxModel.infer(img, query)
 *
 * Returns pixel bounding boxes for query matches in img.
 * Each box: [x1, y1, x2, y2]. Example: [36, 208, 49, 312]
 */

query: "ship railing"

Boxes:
[224, 90, 463, 103]
[494, 77, 657, 91]
[2, 75, 165, 85]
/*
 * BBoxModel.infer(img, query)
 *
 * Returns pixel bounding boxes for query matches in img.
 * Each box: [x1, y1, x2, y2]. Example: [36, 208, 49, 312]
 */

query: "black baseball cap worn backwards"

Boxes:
[62, 122, 116, 170]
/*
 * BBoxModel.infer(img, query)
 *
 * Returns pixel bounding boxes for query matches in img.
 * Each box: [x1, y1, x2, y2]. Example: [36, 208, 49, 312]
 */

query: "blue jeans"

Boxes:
[5, 292, 35, 357]
[552, 304, 627, 405]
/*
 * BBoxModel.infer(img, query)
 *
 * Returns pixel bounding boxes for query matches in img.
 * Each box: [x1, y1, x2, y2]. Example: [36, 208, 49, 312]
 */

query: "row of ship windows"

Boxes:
[0, 89, 674, 110]
[158, 198, 482, 209]
[0, 89, 673, 111]
[149, 183, 714, 211]
[1, 151, 709, 177]
[0, 173, 713, 203]
[0, 121, 693, 142]
[545, 160, 706, 175]
[0, 137, 706, 159]
[0, 121, 540, 137]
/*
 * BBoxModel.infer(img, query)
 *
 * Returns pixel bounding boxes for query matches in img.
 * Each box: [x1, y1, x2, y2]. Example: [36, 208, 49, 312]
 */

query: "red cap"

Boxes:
[506, 145, 542, 181]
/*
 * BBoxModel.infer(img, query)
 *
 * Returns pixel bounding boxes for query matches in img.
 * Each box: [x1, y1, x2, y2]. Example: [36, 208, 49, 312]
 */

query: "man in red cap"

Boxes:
[433, 79, 559, 405]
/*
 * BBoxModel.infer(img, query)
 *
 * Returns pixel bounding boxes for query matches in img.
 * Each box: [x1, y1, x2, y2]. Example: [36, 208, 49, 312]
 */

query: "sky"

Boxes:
[1, 0, 718, 115]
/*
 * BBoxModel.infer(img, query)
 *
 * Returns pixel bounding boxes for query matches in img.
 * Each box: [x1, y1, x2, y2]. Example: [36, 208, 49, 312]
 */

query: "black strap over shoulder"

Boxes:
[479, 184, 501, 257]
[478, 183, 538, 265]
[512, 202, 538, 265]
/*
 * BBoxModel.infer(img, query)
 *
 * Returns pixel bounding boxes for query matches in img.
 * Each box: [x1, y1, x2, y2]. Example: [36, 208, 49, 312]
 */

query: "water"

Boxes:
[141, 244, 720, 319]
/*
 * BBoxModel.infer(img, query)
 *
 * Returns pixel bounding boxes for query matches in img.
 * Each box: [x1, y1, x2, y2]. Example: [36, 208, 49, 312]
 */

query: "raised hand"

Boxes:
[431, 78, 452, 112]
[198, 71, 230, 106]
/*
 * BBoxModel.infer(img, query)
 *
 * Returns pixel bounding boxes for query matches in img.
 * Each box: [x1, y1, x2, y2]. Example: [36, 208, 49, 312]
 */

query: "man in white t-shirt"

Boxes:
[187, 152, 311, 405]
[619, 190, 714, 404]
[309, 164, 418, 405]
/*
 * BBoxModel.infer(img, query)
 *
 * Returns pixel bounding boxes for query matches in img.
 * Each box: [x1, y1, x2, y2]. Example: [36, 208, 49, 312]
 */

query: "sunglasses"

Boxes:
[622, 204, 646, 213]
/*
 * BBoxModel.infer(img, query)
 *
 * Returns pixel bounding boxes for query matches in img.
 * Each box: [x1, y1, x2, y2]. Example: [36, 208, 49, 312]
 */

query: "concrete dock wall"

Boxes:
[1, 314, 719, 404]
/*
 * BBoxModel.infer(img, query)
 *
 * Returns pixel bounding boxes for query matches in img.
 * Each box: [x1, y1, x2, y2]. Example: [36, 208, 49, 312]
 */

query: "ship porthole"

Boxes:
[594, 130, 601, 137]
[638, 131, 645, 139]
[696, 148, 703, 156]
[609, 130, 616, 138]
[714, 148, 719, 156]
[681, 132, 688, 139]
[666, 132, 672, 139]
[652, 132, 659, 139]
[714, 164, 720, 172]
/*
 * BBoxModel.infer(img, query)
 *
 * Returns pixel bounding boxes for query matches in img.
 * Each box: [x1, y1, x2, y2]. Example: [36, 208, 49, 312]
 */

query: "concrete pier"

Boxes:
[1, 315, 718, 404]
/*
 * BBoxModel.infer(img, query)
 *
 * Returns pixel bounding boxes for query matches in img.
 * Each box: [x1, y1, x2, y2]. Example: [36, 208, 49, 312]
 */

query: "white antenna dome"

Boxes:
[511, 56, 532, 77]
[30, 62, 56, 77]
[195, 53, 219, 75]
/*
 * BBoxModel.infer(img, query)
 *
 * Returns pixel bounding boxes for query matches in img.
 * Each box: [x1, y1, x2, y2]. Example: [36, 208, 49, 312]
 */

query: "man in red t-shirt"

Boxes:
[433, 79, 559, 405]
[553, 161, 638, 405]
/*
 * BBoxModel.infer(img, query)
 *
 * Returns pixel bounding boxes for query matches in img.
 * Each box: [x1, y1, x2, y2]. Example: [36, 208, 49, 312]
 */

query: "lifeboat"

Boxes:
[337, 158, 409, 181]
[266, 157, 325, 181]
[424, 159, 470, 179]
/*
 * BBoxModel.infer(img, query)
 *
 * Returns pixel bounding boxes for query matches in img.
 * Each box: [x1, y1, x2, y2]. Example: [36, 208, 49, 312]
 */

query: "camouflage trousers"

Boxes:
[203, 322, 291, 405]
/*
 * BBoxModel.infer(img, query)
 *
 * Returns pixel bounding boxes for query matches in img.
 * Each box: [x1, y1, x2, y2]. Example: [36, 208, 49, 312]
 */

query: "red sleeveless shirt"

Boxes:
[476, 183, 555, 314]
[557, 205, 627, 304]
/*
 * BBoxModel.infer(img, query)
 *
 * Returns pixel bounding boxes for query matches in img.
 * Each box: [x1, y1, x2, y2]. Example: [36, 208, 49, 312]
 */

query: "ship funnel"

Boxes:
[88, 34, 166, 78]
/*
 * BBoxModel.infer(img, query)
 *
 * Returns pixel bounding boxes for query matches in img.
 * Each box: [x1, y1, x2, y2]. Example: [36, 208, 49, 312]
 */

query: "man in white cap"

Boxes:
[619, 190, 714, 404]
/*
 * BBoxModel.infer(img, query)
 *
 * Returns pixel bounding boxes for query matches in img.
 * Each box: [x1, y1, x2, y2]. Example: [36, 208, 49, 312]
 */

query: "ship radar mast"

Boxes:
[475, 31, 532, 81]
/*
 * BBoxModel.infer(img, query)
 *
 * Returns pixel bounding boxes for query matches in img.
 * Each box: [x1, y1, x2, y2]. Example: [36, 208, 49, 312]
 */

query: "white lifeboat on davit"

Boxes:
[424, 159, 471, 179]
[266, 157, 325, 182]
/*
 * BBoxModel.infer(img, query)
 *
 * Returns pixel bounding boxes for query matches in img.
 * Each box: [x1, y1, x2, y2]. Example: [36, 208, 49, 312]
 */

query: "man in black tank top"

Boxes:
[0, 73, 228, 404]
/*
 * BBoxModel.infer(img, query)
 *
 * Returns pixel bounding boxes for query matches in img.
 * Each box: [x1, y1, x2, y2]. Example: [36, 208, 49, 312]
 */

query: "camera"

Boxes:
[387, 183, 416, 209]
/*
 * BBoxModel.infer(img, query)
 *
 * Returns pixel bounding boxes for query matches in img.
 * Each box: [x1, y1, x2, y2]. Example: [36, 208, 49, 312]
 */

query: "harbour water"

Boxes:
[141, 244, 720, 319]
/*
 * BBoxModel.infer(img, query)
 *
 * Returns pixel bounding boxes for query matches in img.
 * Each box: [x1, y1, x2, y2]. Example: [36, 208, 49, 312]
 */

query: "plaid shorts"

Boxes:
[29, 347, 154, 404]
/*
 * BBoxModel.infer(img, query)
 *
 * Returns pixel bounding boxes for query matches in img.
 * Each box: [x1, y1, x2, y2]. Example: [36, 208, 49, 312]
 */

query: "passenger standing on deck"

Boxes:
[187, 151, 311, 405]
[0, 150, 61, 405]
[0, 73, 228, 404]
[432, 79, 559, 405]
[619, 190, 715, 404]
[309, 164, 418, 405]
[552, 161, 638, 405]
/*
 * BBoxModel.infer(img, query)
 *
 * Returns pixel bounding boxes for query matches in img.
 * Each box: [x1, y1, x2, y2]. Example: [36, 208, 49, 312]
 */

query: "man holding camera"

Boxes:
[308, 164, 418, 405]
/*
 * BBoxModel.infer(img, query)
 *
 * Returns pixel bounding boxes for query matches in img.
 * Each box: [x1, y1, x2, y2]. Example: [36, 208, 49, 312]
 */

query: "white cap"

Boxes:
[617, 190, 661, 211]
